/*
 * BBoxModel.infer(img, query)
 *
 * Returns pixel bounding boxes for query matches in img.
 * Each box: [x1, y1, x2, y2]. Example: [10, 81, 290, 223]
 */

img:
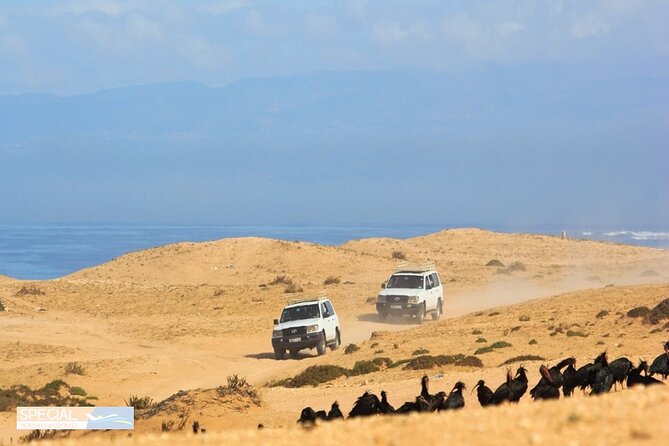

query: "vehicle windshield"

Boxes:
[386, 274, 424, 289]
[280, 304, 320, 323]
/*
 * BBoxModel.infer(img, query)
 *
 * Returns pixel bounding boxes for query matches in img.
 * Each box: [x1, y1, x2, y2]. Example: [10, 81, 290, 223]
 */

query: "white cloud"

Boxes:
[570, 15, 610, 39]
[495, 21, 524, 38]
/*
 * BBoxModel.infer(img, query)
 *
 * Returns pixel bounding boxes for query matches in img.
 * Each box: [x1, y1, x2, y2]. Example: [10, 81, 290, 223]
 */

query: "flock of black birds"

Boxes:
[298, 341, 669, 424]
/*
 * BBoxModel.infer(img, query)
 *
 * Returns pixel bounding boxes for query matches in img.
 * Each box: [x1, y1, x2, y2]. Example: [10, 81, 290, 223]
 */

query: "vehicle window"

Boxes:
[426, 274, 434, 289]
[280, 304, 320, 323]
[321, 303, 330, 317]
[325, 301, 335, 316]
[386, 274, 424, 289]
[432, 273, 441, 287]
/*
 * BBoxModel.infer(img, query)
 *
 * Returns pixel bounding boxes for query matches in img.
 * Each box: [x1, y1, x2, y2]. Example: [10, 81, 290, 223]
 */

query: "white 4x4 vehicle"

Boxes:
[271, 296, 341, 360]
[376, 263, 443, 324]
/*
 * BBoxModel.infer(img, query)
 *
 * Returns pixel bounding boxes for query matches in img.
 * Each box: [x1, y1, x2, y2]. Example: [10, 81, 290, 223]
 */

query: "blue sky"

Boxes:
[0, 1, 667, 227]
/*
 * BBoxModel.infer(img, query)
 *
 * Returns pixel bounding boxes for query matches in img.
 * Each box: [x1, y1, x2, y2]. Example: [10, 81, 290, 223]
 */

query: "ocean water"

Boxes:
[0, 224, 667, 280]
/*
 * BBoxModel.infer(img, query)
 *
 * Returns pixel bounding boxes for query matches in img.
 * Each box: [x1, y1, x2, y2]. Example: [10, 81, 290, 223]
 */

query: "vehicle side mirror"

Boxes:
[381, 283, 386, 289]
[273, 319, 278, 325]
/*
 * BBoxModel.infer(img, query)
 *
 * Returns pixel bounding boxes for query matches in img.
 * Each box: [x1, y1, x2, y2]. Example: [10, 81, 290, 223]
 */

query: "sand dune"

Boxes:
[1, 229, 668, 444]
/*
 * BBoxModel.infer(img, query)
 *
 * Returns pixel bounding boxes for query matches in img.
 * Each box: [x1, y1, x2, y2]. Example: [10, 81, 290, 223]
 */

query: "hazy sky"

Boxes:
[0, 1, 667, 227]
[2, 0, 668, 95]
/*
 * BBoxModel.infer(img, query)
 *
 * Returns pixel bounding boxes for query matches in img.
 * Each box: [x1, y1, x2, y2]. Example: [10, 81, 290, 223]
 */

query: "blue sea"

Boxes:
[0, 224, 667, 280]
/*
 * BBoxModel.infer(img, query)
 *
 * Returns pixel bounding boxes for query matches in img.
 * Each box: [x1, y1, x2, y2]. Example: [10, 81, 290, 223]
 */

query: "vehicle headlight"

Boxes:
[306, 324, 320, 334]
[407, 296, 419, 304]
[272, 329, 282, 338]
[377, 295, 386, 303]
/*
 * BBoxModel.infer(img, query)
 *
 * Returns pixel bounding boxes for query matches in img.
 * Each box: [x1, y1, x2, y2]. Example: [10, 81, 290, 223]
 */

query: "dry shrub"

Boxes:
[274, 365, 349, 388]
[627, 306, 651, 318]
[218, 375, 260, 406]
[15, 285, 45, 296]
[323, 276, 340, 285]
[344, 344, 360, 354]
[500, 355, 545, 366]
[391, 251, 407, 260]
[486, 259, 505, 267]
[404, 354, 483, 370]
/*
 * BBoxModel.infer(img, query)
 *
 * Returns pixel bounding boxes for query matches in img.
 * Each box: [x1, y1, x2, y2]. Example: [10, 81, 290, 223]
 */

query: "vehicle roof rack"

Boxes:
[287, 290, 328, 306]
[395, 260, 436, 273]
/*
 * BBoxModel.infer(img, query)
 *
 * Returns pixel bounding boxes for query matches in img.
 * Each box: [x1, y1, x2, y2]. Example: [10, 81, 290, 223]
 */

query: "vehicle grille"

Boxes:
[282, 326, 307, 336]
[386, 295, 409, 304]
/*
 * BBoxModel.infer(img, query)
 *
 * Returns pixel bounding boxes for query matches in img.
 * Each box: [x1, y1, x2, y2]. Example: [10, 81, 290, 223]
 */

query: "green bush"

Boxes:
[490, 341, 512, 349]
[65, 362, 85, 376]
[277, 365, 349, 388]
[350, 360, 380, 376]
[344, 344, 360, 354]
[372, 357, 393, 367]
[500, 355, 545, 366]
[566, 330, 588, 338]
[403, 354, 483, 370]
[472, 329, 483, 335]
[323, 276, 341, 285]
[70, 387, 87, 397]
[412, 348, 430, 356]
[528, 339, 538, 345]
[475, 338, 487, 343]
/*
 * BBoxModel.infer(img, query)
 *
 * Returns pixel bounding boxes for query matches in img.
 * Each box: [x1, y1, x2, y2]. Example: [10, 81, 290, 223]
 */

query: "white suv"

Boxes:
[271, 296, 341, 360]
[376, 263, 443, 324]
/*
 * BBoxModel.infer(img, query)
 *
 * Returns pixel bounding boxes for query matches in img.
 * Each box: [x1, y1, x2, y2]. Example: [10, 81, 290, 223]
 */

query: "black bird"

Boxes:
[379, 391, 395, 414]
[327, 401, 344, 420]
[348, 391, 382, 418]
[440, 381, 466, 411]
[530, 357, 574, 398]
[574, 354, 605, 393]
[473, 380, 494, 407]
[648, 341, 669, 380]
[628, 360, 664, 387]
[608, 357, 632, 390]
[491, 369, 513, 405]
[420, 375, 439, 407]
[315, 410, 328, 420]
[298, 407, 318, 424]
[531, 365, 560, 400]
[591, 352, 614, 395]
[508, 366, 529, 402]
[562, 360, 577, 397]
[395, 396, 431, 414]
[430, 391, 447, 412]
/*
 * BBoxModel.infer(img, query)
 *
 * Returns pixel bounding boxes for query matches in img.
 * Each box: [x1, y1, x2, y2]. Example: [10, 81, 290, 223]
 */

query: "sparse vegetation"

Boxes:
[1, 380, 92, 412]
[500, 355, 545, 366]
[529, 339, 538, 345]
[404, 354, 483, 370]
[519, 315, 530, 322]
[485, 259, 505, 267]
[65, 362, 85, 376]
[0, 301, 4, 311]
[323, 276, 340, 285]
[272, 365, 349, 388]
[596, 310, 609, 319]
[269, 275, 290, 285]
[284, 281, 303, 294]
[412, 348, 430, 356]
[161, 419, 175, 432]
[15, 285, 45, 296]
[488, 312, 500, 317]
[372, 357, 393, 368]
[472, 329, 482, 335]
[475, 341, 512, 355]
[566, 330, 588, 338]
[351, 360, 380, 376]
[507, 261, 527, 272]
[391, 250, 407, 260]
[344, 344, 360, 354]
[218, 375, 260, 406]
[20, 429, 61, 443]
[476, 338, 487, 343]
[627, 306, 651, 318]
[125, 395, 155, 411]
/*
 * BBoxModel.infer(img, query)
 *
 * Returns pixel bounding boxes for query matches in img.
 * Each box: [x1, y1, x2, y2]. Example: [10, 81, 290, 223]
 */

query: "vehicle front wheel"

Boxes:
[316, 332, 327, 356]
[289, 349, 299, 359]
[416, 303, 426, 324]
[432, 299, 442, 321]
[274, 348, 285, 360]
[378, 311, 388, 321]
[329, 329, 341, 351]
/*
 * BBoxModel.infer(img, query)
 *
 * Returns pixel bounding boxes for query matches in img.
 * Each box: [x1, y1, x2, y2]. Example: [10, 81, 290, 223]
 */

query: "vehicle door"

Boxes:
[425, 273, 437, 310]
[321, 302, 336, 341]
[432, 272, 443, 301]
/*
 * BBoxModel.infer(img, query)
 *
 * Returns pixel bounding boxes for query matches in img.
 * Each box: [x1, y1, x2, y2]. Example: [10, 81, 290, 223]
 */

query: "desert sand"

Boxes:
[0, 228, 668, 445]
